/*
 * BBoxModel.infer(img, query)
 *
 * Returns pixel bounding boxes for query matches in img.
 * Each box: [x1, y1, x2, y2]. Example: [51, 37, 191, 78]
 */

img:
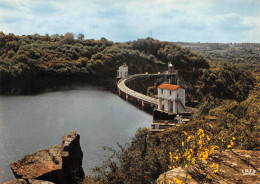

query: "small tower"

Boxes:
[165, 62, 178, 84]
[168, 62, 174, 73]
[157, 83, 185, 114]
[117, 63, 128, 79]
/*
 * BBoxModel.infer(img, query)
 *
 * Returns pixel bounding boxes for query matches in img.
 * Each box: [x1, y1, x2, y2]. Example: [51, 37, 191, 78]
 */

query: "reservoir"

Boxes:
[0, 86, 152, 183]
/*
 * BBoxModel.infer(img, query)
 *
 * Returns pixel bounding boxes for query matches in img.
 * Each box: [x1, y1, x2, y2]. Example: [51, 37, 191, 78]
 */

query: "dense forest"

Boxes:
[0, 32, 209, 94]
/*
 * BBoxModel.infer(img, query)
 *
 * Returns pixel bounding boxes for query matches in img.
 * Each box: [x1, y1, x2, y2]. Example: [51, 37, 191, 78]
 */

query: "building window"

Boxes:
[170, 90, 171, 95]
[161, 89, 163, 94]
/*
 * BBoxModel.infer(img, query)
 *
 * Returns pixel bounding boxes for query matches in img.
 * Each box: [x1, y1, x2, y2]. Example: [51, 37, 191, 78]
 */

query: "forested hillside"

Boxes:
[91, 81, 259, 184]
[0, 32, 209, 94]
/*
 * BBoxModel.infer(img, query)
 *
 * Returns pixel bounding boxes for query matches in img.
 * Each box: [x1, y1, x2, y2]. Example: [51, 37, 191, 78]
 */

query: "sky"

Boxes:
[0, 0, 259, 43]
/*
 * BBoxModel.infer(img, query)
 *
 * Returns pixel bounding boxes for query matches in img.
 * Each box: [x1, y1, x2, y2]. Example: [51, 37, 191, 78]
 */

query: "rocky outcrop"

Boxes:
[9, 131, 85, 184]
[157, 167, 199, 184]
[61, 131, 85, 184]
[157, 149, 260, 184]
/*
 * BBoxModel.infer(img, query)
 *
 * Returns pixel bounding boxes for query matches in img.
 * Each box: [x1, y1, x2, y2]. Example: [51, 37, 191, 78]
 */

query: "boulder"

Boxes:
[157, 149, 260, 184]
[157, 167, 199, 184]
[9, 131, 85, 184]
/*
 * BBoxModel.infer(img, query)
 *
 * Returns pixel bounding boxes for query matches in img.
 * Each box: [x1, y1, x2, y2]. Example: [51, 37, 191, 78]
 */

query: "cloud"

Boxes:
[0, 0, 259, 42]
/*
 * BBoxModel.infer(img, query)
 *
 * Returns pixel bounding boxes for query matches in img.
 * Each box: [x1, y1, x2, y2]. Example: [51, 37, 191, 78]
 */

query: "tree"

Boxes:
[62, 32, 75, 44]
[77, 33, 85, 41]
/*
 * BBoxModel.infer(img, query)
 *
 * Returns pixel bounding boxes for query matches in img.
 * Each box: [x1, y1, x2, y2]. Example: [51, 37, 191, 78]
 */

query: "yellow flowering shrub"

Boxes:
[167, 125, 236, 184]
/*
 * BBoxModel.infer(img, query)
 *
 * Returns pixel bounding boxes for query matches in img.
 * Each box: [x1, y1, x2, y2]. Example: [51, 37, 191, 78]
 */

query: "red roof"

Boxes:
[120, 65, 128, 67]
[158, 83, 180, 91]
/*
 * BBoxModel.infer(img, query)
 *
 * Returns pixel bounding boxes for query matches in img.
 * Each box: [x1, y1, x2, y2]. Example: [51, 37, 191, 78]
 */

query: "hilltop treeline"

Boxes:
[0, 32, 209, 94]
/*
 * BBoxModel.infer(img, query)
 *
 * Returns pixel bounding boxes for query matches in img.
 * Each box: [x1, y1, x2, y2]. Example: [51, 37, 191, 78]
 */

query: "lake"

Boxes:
[0, 86, 152, 183]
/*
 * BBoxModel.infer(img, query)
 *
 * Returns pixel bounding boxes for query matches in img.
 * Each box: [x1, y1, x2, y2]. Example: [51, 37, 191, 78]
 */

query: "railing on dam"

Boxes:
[117, 74, 159, 105]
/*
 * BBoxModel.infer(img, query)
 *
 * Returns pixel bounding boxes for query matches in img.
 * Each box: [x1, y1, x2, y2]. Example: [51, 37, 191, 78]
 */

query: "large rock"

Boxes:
[157, 167, 199, 184]
[9, 131, 85, 184]
[157, 149, 260, 184]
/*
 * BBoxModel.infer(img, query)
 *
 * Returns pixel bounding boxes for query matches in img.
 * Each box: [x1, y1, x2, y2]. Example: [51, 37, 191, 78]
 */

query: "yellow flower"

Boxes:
[206, 174, 211, 179]
[199, 140, 203, 145]
[187, 155, 191, 161]
[232, 137, 236, 140]
[187, 136, 192, 142]
[185, 164, 188, 168]
[209, 145, 219, 155]
[173, 178, 183, 184]
[169, 152, 173, 162]
[207, 135, 210, 141]
[215, 164, 219, 168]
[183, 131, 187, 135]
[182, 142, 184, 146]
[213, 170, 218, 173]
[230, 140, 234, 146]
[198, 129, 204, 135]
[199, 151, 208, 160]
[227, 145, 232, 148]
[187, 175, 192, 179]
[210, 163, 215, 168]
[209, 123, 213, 128]
[192, 158, 195, 164]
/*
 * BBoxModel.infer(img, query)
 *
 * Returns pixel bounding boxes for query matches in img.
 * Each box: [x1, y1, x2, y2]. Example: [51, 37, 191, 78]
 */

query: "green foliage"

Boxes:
[132, 38, 209, 70]
[208, 86, 259, 149]
[200, 63, 255, 101]
[0, 34, 210, 94]
[62, 32, 75, 44]
[196, 95, 221, 115]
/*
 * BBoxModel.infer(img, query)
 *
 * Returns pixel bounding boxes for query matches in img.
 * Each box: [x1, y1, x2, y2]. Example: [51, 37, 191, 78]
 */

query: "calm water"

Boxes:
[0, 86, 152, 183]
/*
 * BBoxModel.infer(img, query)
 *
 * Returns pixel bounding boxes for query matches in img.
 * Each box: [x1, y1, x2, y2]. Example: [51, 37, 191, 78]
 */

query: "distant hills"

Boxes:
[174, 42, 260, 72]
